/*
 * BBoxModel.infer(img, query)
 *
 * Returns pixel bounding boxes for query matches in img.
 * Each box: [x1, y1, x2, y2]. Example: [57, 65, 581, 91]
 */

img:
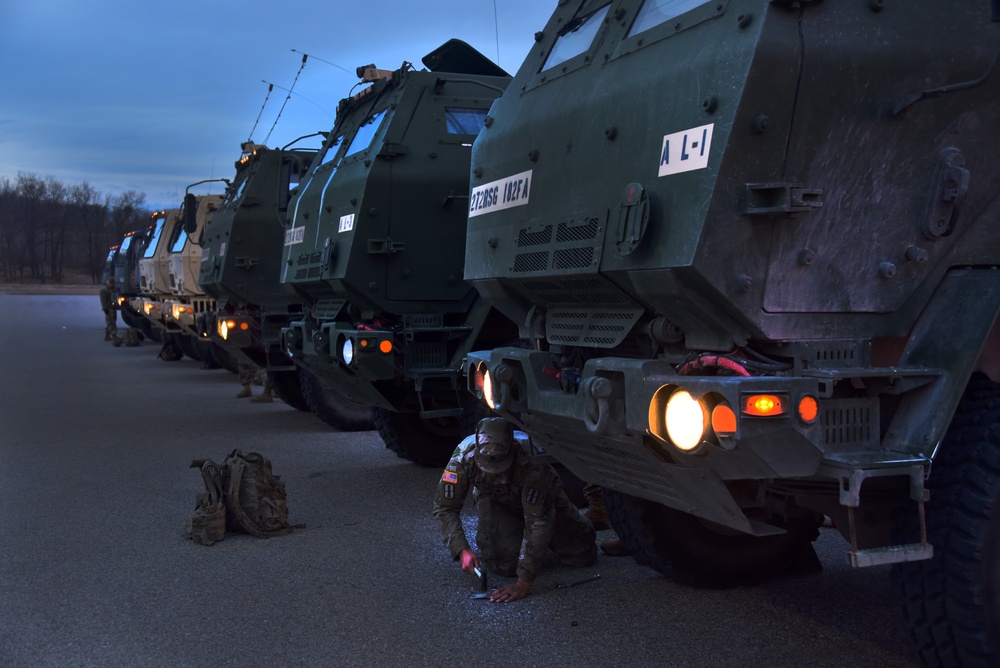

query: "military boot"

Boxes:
[582, 485, 612, 531]
[599, 538, 632, 557]
[235, 384, 252, 399]
[249, 385, 273, 403]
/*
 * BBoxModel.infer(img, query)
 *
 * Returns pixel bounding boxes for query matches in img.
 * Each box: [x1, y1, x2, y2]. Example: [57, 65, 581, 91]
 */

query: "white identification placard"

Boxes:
[284, 227, 305, 246]
[468, 170, 532, 218]
[658, 123, 714, 177]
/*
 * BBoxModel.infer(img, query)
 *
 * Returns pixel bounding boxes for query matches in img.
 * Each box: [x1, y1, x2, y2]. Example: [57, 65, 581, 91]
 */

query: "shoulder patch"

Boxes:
[442, 470, 458, 484]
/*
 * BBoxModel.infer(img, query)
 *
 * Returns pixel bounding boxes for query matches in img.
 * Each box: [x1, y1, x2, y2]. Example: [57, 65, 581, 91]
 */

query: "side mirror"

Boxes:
[183, 194, 198, 235]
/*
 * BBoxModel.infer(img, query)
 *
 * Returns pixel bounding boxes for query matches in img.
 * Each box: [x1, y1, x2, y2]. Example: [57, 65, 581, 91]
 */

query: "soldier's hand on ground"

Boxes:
[489, 578, 532, 603]
[459, 548, 480, 576]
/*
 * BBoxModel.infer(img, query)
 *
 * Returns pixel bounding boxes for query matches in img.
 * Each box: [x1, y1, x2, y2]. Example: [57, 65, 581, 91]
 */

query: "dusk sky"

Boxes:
[0, 0, 553, 210]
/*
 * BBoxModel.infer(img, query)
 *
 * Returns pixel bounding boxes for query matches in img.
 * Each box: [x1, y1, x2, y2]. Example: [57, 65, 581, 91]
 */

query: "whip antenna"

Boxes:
[262, 53, 309, 145]
[493, 0, 501, 66]
[246, 83, 274, 144]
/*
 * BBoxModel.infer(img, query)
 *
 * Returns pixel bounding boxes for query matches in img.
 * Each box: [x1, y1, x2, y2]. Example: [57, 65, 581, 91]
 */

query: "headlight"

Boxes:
[218, 320, 229, 340]
[483, 369, 495, 410]
[342, 338, 355, 365]
[665, 390, 707, 451]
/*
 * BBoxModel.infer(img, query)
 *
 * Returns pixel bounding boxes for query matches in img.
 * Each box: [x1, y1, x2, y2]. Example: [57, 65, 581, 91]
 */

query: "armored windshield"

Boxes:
[541, 4, 611, 72]
[445, 108, 488, 135]
[315, 136, 343, 169]
[627, 0, 712, 38]
[120, 235, 133, 252]
[344, 109, 388, 158]
[143, 219, 164, 258]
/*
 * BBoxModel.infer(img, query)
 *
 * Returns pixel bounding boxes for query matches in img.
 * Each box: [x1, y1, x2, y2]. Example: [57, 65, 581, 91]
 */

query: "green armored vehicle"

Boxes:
[197, 142, 370, 423]
[280, 40, 516, 464]
[463, 1, 1000, 663]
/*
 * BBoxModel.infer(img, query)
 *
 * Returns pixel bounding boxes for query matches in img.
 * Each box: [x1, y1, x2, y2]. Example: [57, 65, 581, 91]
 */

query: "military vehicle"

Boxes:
[101, 244, 118, 284]
[279, 40, 516, 465]
[111, 222, 158, 334]
[462, 1, 1000, 664]
[197, 141, 367, 422]
[132, 194, 225, 362]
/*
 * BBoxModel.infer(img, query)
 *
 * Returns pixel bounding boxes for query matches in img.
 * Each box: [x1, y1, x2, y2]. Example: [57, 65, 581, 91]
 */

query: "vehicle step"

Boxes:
[848, 542, 933, 568]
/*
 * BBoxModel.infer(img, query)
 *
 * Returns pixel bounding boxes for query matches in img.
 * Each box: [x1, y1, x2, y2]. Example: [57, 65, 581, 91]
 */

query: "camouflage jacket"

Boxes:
[99, 286, 115, 311]
[432, 432, 560, 582]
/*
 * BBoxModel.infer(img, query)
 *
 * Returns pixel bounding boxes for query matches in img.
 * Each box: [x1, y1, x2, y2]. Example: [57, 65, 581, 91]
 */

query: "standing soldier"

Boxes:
[99, 277, 119, 343]
[432, 417, 597, 602]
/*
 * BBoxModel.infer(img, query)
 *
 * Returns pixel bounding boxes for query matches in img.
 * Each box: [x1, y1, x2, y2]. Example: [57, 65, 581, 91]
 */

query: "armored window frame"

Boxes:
[444, 107, 488, 135]
[315, 135, 344, 171]
[614, 0, 728, 59]
[343, 108, 389, 160]
[524, 0, 613, 91]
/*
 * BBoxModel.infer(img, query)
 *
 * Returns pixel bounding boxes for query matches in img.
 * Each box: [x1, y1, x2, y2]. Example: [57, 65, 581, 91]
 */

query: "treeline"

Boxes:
[0, 172, 152, 285]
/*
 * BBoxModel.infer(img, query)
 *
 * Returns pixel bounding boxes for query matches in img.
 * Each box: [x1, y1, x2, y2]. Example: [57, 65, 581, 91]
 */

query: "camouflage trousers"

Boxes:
[238, 362, 254, 386]
[104, 310, 118, 338]
[474, 489, 596, 579]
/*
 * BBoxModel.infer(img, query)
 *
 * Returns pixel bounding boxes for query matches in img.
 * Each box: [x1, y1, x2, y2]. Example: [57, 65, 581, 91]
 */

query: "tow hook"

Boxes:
[582, 376, 613, 434]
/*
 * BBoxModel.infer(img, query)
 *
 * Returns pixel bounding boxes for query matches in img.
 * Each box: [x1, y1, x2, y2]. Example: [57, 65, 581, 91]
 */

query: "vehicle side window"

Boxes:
[628, 0, 711, 38]
[344, 109, 388, 158]
[445, 108, 488, 135]
[542, 4, 611, 72]
[170, 229, 188, 253]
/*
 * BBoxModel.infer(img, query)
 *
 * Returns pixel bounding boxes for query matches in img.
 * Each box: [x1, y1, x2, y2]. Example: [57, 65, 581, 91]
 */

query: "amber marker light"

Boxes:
[798, 395, 819, 423]
[359, 339, 370, 348]
[379, 339, 393, 354]
[239, 322, 249, 331]
[711, 403, 737, 435]
[743, 394, 786, 417]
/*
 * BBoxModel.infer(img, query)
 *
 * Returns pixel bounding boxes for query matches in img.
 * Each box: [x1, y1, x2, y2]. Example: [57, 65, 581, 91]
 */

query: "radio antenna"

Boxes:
[262, 53, 309, 145]
[493, 0, 501, 66]
[246, 83, 274, 144]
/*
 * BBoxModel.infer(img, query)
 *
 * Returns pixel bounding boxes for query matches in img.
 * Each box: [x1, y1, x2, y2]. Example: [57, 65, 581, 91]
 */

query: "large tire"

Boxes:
[266, 369, 310, 412]
[140, 319, 162, 343]
[211, 344, 240, 374]
[194, 338, 221, 369]
[603, 487, 821, 587]
[893, 375, 1000, 666]
[176, 334, 203, 362]
[298, 370, 373, 431]
[373, 407, 469, 467]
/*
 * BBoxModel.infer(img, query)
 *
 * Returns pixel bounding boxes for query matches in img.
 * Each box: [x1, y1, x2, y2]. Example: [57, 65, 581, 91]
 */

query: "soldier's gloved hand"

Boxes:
[489, 577, 532, 603]
[459, 548, 481, 576]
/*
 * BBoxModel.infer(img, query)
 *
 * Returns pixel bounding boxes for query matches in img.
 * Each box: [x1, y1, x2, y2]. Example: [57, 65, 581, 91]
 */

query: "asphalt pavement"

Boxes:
[0, 294, 921, 667]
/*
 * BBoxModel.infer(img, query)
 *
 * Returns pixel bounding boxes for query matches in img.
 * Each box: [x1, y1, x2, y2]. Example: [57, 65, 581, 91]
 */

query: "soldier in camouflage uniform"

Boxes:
[99, 277, 119, 342]
[432, 417, 597, 603]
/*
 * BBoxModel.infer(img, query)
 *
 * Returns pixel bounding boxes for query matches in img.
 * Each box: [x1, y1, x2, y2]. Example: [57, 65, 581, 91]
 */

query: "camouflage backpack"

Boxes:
[186, 449, 293, 545]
